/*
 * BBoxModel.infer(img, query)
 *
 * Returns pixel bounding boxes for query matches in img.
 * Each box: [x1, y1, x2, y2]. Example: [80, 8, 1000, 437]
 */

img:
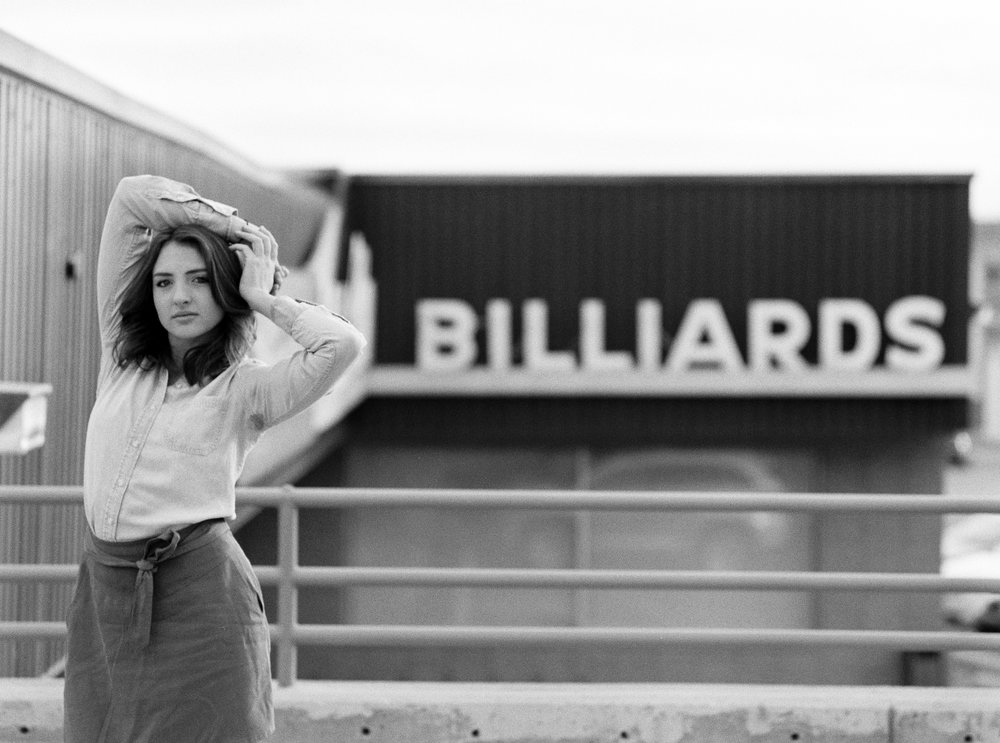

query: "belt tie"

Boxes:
[89, 529, 184, 648]
[130, 531, 181, 648]
[85, 519, 225, 649]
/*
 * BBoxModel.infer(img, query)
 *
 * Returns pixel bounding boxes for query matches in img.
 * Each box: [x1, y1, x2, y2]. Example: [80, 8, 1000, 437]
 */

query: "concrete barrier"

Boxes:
[3, 678, 1000, 742]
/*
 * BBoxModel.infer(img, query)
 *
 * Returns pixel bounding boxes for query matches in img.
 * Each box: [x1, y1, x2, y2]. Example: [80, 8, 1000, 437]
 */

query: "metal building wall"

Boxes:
[0, 62, 330, 675]
[333, 175, 969, 685]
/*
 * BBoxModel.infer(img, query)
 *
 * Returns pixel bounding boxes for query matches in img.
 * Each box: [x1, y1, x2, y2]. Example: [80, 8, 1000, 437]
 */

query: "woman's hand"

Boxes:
[229, 224, 287, 315]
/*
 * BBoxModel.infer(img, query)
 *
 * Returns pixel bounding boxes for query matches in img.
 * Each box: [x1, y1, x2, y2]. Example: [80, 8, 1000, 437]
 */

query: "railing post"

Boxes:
[276, 498, 299, 687]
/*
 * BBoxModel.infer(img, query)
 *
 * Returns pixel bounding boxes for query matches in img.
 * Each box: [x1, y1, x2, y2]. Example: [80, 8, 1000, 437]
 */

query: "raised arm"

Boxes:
[97, 175, 247, 349]
[242, 297, 367, 429]
[229, 225, 367, 427]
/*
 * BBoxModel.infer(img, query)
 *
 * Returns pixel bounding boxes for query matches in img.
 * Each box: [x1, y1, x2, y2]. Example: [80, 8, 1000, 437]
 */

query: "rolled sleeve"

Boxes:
[242, 298, 367, 429]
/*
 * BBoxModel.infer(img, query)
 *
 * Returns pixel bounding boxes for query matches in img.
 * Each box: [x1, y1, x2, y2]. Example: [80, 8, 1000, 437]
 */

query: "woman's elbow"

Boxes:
[311, 328, 367, 389]
[116, 175, 154, 193]
[340, 326, 368, 366]
[111, 175, 158, 208]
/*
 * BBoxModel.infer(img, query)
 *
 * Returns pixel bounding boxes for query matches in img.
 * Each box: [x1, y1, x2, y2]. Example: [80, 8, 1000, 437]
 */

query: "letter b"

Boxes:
[416, 299, 478, 370]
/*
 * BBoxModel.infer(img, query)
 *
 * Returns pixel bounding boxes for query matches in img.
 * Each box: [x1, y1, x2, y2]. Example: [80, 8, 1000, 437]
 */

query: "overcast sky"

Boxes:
[3, 0, 1000, 220]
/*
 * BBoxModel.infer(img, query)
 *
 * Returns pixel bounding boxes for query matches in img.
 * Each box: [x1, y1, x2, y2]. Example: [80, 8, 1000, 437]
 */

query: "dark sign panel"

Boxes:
[345, 175, 970, 443]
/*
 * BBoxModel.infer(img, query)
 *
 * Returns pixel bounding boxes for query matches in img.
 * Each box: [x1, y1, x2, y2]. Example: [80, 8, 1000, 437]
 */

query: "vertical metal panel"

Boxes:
[0, 75, 52, 674]
[0, 62, 332, 674]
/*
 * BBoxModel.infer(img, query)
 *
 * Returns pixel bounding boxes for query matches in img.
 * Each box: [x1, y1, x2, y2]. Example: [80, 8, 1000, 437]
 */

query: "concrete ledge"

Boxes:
[3, 678, 1000, 742]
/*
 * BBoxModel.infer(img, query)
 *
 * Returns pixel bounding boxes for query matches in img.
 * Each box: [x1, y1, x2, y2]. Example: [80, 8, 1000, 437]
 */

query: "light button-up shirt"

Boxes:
[83, 176, 366, 541]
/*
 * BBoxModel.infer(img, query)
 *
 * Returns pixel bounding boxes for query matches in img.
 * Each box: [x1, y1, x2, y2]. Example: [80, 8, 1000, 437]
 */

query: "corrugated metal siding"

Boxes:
[0, 76, 52, 674]
[346, 175, 970, 442]
[0, 68, 331, 675]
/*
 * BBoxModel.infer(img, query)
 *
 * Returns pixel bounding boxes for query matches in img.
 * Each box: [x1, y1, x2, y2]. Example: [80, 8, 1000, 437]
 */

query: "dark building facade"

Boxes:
[242, 174, 971, 685]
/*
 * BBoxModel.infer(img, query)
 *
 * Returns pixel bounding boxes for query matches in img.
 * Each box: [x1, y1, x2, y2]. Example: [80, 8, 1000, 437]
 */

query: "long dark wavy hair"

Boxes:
[113, 224, 256, 386]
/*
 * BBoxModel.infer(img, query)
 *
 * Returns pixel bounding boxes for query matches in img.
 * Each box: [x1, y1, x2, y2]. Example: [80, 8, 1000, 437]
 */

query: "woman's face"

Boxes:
[152, 241, 225, 358]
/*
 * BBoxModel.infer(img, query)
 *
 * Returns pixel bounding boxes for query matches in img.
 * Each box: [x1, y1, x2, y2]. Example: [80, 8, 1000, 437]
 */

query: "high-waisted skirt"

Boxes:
[64, 519, 273, 743]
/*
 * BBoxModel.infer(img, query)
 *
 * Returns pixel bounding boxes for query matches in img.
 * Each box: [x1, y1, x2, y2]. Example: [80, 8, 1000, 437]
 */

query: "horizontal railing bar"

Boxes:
[255, 566, 1000, 593]
[241, 488, 1000, 513]
[0, 622, 66, 639]
[0, 565, 77, 582]
[289, 624, 1000, 651]
[6, 564, 1000, 595]
[4, 621, 1000, 653]
[0, 486, 82, 504]
[4, 485, 1000, 513]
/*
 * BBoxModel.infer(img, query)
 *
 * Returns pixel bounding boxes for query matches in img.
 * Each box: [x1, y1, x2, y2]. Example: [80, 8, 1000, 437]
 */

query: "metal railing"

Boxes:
[3, 485, 1000, 686]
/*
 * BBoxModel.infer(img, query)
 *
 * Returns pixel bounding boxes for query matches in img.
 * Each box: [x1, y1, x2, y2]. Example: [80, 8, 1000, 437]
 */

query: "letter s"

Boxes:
[884, 296, 946, 372]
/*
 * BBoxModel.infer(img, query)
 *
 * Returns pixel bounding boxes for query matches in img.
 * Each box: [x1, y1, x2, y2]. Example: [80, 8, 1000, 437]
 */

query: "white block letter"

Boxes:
[667, 299, 744, 371]
[416, 299, 478, 370]
[636, 299, 663, 371]
[818, 299, 881, 371]
[580, 299, 634, 371]
[748, 299, 810, 371]
[523, 299, 576, 371]
[884, 296, 946, 372]
[486, 299, 513, 371]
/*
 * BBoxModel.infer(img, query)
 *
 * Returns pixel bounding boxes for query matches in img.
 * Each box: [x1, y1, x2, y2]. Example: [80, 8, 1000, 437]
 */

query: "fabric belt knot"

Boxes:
[85, 519, 225, 650]
[126, 529, 182, 648]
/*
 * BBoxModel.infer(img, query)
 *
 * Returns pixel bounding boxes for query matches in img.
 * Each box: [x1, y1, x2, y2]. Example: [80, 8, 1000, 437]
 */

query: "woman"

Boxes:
[64, 175, 366, 742]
